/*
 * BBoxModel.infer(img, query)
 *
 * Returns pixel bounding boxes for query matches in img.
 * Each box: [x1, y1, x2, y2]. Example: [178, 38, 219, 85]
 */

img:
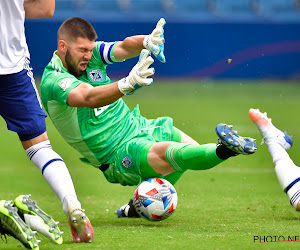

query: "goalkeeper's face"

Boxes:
[65, 37, 95, 77]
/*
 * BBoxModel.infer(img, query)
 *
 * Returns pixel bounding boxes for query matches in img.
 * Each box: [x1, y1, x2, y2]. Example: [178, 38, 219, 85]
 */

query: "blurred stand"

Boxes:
[26, 0, 300, 80]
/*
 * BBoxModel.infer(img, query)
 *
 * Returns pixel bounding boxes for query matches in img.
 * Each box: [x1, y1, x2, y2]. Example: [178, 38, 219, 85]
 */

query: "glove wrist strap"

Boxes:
[118, 78, 133, 95]
[143, 36, 149, 49]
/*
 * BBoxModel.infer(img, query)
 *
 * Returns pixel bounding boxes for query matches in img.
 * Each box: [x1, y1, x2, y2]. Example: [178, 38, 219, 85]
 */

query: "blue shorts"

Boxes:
[0, 62, 47, 141]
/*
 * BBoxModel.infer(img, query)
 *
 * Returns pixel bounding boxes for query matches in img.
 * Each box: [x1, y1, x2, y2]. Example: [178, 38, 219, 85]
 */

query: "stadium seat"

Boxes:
[53, 0, 300, 23]
[55, 0, 78, 10]
[54, 0, 85, 19]
[213, 0, 257, 20]
[84, 0, 121, 12]
[254, 0, 300, 20]
[173, 0, 211, 12]
[129, 0, 166, 12]
[127, 0, 168, 20]
[72, 0, 128, 21]
[172, 0, 216, 20]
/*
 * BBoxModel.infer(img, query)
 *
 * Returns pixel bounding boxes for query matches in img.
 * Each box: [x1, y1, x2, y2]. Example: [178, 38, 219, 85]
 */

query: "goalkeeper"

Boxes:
[41, 17, 257, 218]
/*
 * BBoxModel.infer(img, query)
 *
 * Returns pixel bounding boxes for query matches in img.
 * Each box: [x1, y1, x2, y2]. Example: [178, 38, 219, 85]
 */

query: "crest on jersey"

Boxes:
[58, 78, 72, 91]
[89, 70, 104, 82]
[122, 156, 133, 169]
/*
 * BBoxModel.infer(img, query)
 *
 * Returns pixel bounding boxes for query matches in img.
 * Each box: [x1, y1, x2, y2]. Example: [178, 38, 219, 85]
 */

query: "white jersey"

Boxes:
[0, 0, 30, 74]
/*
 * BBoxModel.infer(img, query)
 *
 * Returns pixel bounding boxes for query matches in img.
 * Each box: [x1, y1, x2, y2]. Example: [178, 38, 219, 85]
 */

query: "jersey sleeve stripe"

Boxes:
[99, 42, 116, 65]
[103, 42, 115, 64]
[99, 43, 107, 65]
[107, 43, 114, 63]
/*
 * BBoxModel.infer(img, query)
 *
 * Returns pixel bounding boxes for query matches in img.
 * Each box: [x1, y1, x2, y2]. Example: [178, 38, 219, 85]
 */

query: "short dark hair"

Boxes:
[57, 17, 97, 42]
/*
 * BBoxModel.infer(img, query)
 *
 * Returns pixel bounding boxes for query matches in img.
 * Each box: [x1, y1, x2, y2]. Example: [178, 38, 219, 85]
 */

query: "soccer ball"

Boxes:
[133, 178, 178, 221]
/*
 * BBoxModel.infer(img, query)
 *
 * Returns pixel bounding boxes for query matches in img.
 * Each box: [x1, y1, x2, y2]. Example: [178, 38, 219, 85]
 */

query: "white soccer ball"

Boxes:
[133, 178, 178, 221]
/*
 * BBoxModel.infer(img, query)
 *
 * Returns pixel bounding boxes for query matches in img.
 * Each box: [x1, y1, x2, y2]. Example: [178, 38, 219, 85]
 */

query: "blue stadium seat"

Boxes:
[54, 0, 84, 19]
[173, 0, 210, 12]
[129, 0, 166, 12]
[127, 0, 168, 20]
[53, 0, 300, 23]
[55, 0, 78, 10]
[73, 0, 126, 21]
[84, 0, 121, 12]
[213, 0, 257, 20]
[172, 0, 216, 20]
[254, 0, 300, 21]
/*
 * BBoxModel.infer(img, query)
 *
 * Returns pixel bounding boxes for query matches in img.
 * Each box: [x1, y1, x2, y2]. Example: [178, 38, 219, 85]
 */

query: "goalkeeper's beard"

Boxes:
[65, 49, 84, 77]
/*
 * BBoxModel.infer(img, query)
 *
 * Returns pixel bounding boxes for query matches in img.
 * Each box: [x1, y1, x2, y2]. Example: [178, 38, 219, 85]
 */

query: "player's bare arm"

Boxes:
[67, 81, 123, 108]
[24, 0, 55, 18]
[113, 35, 146, 61]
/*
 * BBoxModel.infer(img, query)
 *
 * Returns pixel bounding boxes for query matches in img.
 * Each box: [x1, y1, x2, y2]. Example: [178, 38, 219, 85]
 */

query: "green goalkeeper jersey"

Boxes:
[41, 41, 142, 167]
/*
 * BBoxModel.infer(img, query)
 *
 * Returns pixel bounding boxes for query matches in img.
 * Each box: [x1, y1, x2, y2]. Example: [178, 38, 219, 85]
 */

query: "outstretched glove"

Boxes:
[118, 49, 155, 95]
[143, 18, 166, 63]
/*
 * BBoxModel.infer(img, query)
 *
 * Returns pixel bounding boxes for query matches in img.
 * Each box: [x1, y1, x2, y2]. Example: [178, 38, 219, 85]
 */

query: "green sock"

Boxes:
[165, 143, 224, 172]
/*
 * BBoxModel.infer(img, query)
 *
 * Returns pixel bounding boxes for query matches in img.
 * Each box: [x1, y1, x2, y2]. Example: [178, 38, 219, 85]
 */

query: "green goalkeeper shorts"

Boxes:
[102, 117, 181, 186]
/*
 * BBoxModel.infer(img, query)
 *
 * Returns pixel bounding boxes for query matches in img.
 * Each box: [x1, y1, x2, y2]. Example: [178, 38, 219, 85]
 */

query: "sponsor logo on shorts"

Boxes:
[89, 70, 104, 82]
[58, 78, 72, 91]
[122, 156, 133, 169]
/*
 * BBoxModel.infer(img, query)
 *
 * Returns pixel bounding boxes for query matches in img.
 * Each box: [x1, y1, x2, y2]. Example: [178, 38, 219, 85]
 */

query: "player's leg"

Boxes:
[163, 128, 198, 184]
[147, 123, 256, 176]
[115, 128, 183, 218]
[249, 108, 300, 210]
[22, 133, 94, 243]
[162, 126, 254, 184]
[115, 124, 257, 217]
[0, 65, 93, 242]
[22, 133, 79, 215]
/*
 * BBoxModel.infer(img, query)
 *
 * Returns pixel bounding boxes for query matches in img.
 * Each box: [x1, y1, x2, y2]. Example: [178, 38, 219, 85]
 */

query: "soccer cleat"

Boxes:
[249, 108, 293, 150]
[115, 199, 140, 218]
[68, 208, 94, 243]
[14, 195, 63, 245]
[215, 123, 257, 155]
[0, 200, 40, 249]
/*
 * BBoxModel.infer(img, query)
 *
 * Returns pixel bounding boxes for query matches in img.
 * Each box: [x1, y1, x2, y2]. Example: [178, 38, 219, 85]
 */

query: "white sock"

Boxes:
[26, 140, 81, 215]
[268, 143, 300, 209]
[63, 194, 82, 215]
[267, 142, 291, 164]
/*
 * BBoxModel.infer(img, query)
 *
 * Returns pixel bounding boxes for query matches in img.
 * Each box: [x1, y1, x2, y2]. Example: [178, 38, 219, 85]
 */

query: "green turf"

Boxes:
[1, 80, 300, 249]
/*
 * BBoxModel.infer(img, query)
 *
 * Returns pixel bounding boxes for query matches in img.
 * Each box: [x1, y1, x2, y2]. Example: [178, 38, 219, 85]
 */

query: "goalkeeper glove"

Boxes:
[143, 18, 166, 63]
[118, 49, 155, 95]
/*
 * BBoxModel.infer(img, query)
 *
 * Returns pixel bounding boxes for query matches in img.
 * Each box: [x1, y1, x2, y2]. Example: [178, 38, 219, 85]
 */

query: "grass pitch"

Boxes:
[1, 80, 300, 249]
